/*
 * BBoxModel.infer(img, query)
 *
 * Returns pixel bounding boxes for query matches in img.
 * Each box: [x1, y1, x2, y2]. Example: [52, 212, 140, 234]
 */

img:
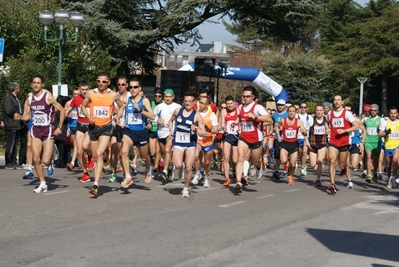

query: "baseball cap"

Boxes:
[363, 104, 371, 111]
[164, 88, 174, 96]
[277, 99, 286, 105]
[154, 87, 163, 95]
[370, 104, 379, 110]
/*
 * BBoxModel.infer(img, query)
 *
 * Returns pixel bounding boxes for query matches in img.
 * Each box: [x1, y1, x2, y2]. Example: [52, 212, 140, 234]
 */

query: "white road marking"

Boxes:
[284, 189, 300, 193]
[218, 201, 245, 208]
[341, 195, 399, 214]
[256, 194, 275, 199]
[44, 190, 70, 195]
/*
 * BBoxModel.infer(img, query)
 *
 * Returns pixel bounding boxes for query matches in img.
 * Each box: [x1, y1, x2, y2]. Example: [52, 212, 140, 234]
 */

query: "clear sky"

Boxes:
[177, 0, 370, 51]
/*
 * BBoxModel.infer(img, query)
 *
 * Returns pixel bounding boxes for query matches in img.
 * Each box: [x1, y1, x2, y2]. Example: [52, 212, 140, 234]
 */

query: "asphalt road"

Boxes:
[1, 160, 398, 267]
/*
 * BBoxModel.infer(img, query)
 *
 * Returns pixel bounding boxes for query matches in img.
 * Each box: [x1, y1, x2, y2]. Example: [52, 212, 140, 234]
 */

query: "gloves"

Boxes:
[205, 125, 212, 133]
[386, 128, 392, 135]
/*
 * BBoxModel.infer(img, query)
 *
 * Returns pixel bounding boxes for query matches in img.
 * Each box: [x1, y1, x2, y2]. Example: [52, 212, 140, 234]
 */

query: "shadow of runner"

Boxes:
[307, 228, 399, 263]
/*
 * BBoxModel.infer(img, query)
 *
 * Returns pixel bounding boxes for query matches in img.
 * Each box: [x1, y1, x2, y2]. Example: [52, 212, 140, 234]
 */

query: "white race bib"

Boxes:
[93, 106, 110, 118]
[34, 114, 49, 126]
[71, 109, 78, 120]
[127, 113, 143, 125]
[285, 129, 296, 138]
[241, 121, 254, 132]
[78, 107, 90, 117]
[389, 131, 399, 140]
[226, 121, 238, 134]
[332, 118, 344, 128]
[314, 126, 325, 135]
[175, 131, 190, 143]
[367, 127, 378, 135]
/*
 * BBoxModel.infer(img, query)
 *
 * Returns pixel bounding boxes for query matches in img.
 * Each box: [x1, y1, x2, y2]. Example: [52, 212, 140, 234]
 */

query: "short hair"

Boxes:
[389, 106, 398, 112]
[225, 95, 234, 102]
[29, 73, 44, 83]
[198, 88, 210, 96]
[117, 75, 127, 81]
[129, 78, 141, 86]
[344, 103, 353, 111]
[8, 82, 20, 92]
[243, 85, 257, 96]
[288, 105, 297, 111]
[79, 80, 89, 87]
[97, 71, 110, 79]
[184, 91, 197, 98]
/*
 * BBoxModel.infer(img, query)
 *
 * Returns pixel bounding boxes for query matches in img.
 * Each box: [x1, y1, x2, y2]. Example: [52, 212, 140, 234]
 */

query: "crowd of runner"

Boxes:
[16, 72, 399, 197]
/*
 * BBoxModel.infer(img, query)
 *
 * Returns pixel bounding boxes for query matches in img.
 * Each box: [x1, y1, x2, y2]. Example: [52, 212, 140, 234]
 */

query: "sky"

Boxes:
[177, 0, 369, 51]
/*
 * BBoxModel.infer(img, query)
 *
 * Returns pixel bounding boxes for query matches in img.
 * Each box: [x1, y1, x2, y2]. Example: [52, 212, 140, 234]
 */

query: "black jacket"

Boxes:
[2, 92, 22, 131]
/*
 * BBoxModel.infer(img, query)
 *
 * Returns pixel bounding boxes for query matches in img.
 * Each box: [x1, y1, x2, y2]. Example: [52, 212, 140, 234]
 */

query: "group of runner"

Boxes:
[18, 71, 399, 197]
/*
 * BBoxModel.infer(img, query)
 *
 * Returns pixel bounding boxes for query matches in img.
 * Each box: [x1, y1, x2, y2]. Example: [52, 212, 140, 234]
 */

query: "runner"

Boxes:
[119, 78, 155, 188]
[296, 102, 313, 177]
[147, 87, 163, 178]
[233, 86, 273, 193]
[272, 99, 289, 180]
[81, 72, 124, 197]
[168, 91, 207, 198]
[19, 73, 65, 193]
[64, 88, 79, 171]
[326, 95, 360, 194]
[275, 105, 310, 185]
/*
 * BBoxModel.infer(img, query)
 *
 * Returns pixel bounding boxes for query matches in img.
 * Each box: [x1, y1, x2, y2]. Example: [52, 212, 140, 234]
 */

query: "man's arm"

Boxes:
[20, 96, 32, 121]
[81, 90, 93, 124]
[141, 97, 155, 121]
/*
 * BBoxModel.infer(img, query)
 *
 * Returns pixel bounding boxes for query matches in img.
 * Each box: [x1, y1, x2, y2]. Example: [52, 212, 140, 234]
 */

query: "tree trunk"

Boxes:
[381, 73, 388, 116]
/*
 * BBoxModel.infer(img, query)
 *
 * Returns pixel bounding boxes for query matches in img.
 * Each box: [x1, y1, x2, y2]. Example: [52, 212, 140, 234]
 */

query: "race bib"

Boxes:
[34, 114, 49, 126]
[159, 123, 168, 129]
[285, 129, 296, 138]
[127, 113, 143, 125]
[314, 126, 325, 135]
[332, 118, 344, 128]
[241, 121, 254, 132]
[367, 127, 378, 135]
[78, 107, 90, 117]
[71, 109, 78, 120]
[175, 131, 190, 143]
[226, 121, 238, 134]
[93, 106, 110, 118]
[389, 131, 399, 140]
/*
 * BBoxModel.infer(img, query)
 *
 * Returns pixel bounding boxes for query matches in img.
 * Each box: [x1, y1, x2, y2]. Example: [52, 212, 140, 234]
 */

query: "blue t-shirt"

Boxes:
[125, 97, 147, 131]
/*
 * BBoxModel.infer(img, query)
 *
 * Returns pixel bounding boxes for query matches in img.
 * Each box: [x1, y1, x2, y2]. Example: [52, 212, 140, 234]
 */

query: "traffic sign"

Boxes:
[0, 38, 4, 62]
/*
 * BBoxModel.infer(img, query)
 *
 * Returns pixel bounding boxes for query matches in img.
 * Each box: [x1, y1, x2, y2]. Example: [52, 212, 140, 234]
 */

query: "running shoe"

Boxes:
[249, 165, 256, 177]
[366, 174, 373, 183]
[191, 172, 202, 185]
[144, 173, 152, 184]
[387, 176, 396, 189]
[223, 177, 231, 187]
[87, 156, 95, 171]
[339, 168, 347, 176]
[168, 167, 175, 181]
[79, 173, 91, 183]
[288, 176, 294, 185]
[47, 161, 54, 176]
[347, 181, 354, 189]
[23, 170, 34, 179]
[300, 166, 307, 177]
[53, 144, 59, 161]
[182, 187, 190, 198]
[256, 169, 263, 179]
[377, 173, 383, 180]
[203, 178, 210, 188]
[327, 183, 337, 195]
[158, 171, 167, 183]
[108, 173, 117, 183]
[315, 179, 322, 187]
[272, 171, 280, 180]
[121, 177, 133, 188]
[372, 171, 378, 182]
[361, 171, 367, 179]
[33, 184, 47, 193]
[88, 185, 98, 197]
[130, 166, 138, 176]
[234, 182, 243, 193]
[66, 162, 74, 171]
[242, 176, 249, 186]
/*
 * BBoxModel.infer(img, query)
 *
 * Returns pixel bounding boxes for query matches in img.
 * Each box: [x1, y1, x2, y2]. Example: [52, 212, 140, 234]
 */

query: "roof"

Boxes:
[196, 44, 214, 52]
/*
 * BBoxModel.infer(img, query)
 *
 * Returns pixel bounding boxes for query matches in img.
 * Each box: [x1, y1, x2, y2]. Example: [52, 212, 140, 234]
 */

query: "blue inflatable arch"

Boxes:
[178, 62, 289, 103]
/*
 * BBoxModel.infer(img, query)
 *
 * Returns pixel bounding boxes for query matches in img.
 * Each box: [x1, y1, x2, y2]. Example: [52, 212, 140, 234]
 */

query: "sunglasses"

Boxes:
[370, 109, 378, 111]
[300, 106, 307, 108]
[221, 107, 227, 109]
[97, 79, 109, 84]
[277, 104, 285, 106]
[117, 83, 127, 86]
[242, 95, 253, 98]
[129, 85, 140, 89]
[154, 94, 162, 98]
[199, 102, 207, 105]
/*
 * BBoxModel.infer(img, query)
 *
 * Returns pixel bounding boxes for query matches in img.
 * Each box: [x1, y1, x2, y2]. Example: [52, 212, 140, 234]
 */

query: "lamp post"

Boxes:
[39, 9, 85, 96]
[215, 59, 230, 106]
[204, 58, 214, 97]
[357, 77, 368, 116]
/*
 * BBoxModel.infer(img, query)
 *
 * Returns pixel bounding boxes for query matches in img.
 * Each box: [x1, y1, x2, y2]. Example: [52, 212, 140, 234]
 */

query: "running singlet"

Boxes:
[197, 109, 218, 146]
[364, 116, 381, 143]
[239, 102, 262, 143]
[282, 118, 299, 143]
[328, 109, 352, 147]
[148, 100, 159, 132]
[154, 102, 182, 139]
[225, 108, 239, 135]
[29, 90, 55, 127]
[90, 89, 114, 126]
[70, 95, 90, 124]
[67, 107, 78, 129]
[385, 120, 399, 150]
[173, 108, 197, 147]
[125, 97, 147, 131]
[310, 117, 327, 146]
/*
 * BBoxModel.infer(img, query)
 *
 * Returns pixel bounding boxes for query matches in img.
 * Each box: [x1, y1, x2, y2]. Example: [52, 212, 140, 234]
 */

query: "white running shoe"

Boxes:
[203, 178, 210, 188]
[182, 188, 190, 198]
[249, 165, 256, 177]
[33, 184, 48, 193]
[191, 172, 202, 185]
[256, 169, 263, 179]
[347, 181, 354, 189]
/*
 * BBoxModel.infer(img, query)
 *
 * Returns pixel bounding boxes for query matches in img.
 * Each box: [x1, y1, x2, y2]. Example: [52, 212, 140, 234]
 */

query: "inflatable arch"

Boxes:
[178, 62, 288, 103]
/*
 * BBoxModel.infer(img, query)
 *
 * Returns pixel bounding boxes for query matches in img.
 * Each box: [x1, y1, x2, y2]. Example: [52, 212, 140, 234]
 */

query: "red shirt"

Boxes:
[282, 118, 299, 143]
[328, 109, 352, 147]
[239, 103, 262, 143]
[69, 95, 90, 124]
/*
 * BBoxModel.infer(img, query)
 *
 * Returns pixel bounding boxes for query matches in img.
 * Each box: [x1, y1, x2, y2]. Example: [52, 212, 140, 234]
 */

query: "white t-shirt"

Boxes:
[153, 102, 182, 138]
[297, 113, 314, 139]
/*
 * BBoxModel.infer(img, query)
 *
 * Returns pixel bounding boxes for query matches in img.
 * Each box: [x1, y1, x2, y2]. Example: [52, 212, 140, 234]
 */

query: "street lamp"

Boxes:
[39, 9, 85, 96]
[357, 77, 368, 116]
[215, 59, 230, 106]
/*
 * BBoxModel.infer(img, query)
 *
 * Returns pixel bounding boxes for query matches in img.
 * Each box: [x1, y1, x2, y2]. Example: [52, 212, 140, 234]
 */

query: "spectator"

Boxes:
[2, 82, 23, 169]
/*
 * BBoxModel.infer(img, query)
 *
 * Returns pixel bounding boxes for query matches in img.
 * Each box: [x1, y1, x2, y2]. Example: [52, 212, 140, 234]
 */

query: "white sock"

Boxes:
[40, 181, 46, 186]
[243, 161, 249, 176]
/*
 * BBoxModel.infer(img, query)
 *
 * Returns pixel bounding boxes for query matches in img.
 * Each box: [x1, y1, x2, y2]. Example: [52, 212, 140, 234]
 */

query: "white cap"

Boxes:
[277, 99, 286, 105]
